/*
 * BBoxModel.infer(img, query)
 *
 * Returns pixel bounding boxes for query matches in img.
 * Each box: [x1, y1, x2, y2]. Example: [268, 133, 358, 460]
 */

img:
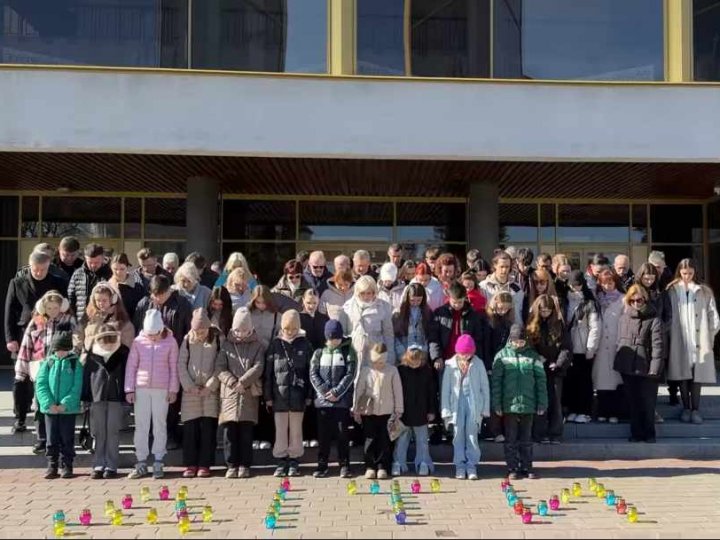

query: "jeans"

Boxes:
[317, 408, 351, 469]
[453, 394, 481, 475]
[223, 421, 254, 468]
[183, 417, 218, 468]
[45, 414, 76, 468]
[12, 378, 32, 424]
[503, 414, 534, 473]
[392, 424, 433, 473]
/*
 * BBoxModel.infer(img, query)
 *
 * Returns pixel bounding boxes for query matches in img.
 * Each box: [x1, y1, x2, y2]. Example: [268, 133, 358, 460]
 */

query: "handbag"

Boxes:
[78, 409, 93, 452]
[388, 417, 407, 442]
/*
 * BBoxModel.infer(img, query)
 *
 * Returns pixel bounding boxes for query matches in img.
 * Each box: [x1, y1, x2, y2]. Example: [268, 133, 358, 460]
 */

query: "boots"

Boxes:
[44, 463, 59, 479]
[61, 464, 74, 479]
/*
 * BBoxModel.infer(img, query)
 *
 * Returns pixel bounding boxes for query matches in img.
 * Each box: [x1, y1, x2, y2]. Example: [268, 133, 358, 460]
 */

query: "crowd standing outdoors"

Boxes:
[4, 239, 719, 482]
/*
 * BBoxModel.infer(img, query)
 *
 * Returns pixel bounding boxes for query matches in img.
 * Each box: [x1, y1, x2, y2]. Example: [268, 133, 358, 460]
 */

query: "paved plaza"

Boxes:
[1, 459, 718, 539]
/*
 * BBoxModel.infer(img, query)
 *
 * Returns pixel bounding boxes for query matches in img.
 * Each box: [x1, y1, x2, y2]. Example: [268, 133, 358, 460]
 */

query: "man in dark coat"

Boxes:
[4, 251, 69, 433]
[303, 251, 332, 297]
[56, 236, 84, 278]
[133, 247, 171, 293]
[67, 243, 112, 321]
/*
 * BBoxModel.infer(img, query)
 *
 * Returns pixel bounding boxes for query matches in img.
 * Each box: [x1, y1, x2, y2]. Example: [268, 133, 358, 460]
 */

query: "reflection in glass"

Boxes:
[223, 241, 295, 287]
[650, 205, 703, 244]
[0, 0, 188, 67]
[494, 0, 664, 80]
[710, 200, 720, 244]
[694, 0, 720, 81]
[0, 239, 19, 364]
[631, 204, 648, 244]
[558, 205, 629, 243]
[356, 0, 405, 75]
[145, 240, 186, 260]
[397, 203, 466, 243]
[192, 0, 327, 72]
[21, 197, 39, 238]
[500, 203, 538, 244]
[299, 202, 392, 242]
[223, 200, 295, 240]
[0, 197, 19, 237]
[124, 198, 142, 239]
[540, 204, 555, 243]
[42, 197, 122, 238]
[145, 198, 187, 239]
[652, 245, 704, 279]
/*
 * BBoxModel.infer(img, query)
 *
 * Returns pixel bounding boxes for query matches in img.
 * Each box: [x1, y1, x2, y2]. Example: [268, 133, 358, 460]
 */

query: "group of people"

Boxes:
[4, 238, 718, 482]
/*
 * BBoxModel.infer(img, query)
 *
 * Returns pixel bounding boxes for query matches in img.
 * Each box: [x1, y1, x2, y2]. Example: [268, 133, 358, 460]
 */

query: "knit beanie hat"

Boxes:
[380, 262, 398, 283]
[508, 323, 527, 342]
[50, 331, 74, 353]
[454, 334, 476, 356]
[324, 319, 344, 341]
[232, 307, 254, 335]
[191, 308, 211, 331]
[281, 309, 301, 332]
[143, 309, 164, 335]
[569, 270, 586, 288]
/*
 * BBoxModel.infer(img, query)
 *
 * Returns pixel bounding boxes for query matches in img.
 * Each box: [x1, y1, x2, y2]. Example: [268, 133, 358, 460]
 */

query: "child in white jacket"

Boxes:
[441, 334, 490, 480]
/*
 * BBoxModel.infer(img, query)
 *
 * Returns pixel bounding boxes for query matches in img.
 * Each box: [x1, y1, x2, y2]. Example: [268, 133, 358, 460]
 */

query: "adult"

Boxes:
[614, 254, 634, 291]
[522, 268, 559, 324]
[108, 253, 145, 320]
[480, 252, 524, 324]
[408, 263, 444, 311]
[295, 251, 310, 269]
[352, 250, 377, 281]
[398, 260, 416, 285]
[133, 248, 171, 293]
[210, 261, 222, 275]
[163, 253, 180, 277]
[272, 259, 311, 303]
[207, 286, 233, 337]
[424, 246, 441, 275]
[387, 243, 405, 269]
[215, 252, 258, 291]
[319, 269, 354, 325]
[584, 253, 609, 293]
[300, 290, 330, 351]
[435, 253, 460, 295]
[174, 262, 212, 311]
[185, 252, 219, 290]
[377, 263, 404, 312]
[133, 275, 193, 347]
[648, 250, 673, 292]
[536, 253, 554, 277]
[77, 282, 136, 359]
[514, 248, 535, 295]
[392, 282, 432, 359]
[471, 257, 492, 283]
[614, 285, 664, 443]
[667, 259, 719, 424]
[341, 275, 396, 369]
[303, 251, 332, 297]
[466, 249, 482, 272]
[67, 243, 112, 321]
[5, 251, 68, 434]
[333, 254, 352, 275]
[56, 236, 83, 277]
[226, 268, 251, 313]
[552, 254, 572, 312]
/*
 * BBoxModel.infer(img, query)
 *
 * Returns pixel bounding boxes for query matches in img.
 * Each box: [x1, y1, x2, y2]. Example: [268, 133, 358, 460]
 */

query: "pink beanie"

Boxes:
[455, 334, 476, 356]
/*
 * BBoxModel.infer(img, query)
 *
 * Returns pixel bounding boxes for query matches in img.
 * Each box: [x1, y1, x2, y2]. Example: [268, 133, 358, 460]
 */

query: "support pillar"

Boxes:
[468, 182, 499, 260]
[186, 177, 220, 262]
[665, 0, 693, 82]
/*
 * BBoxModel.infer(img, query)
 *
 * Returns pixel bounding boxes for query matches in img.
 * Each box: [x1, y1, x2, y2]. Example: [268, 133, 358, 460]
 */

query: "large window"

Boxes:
[694, 0, 720, 81]
[299, 201, 393, 242]
[223, 200, 295, 241]
[500, 203, 537, 244]
[558, 204, 630, 243]
[42, 197, 122, 238]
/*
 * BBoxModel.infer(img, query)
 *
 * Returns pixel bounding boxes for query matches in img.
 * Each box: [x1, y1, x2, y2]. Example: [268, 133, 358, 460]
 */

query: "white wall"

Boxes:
[1, 69, 719, 162]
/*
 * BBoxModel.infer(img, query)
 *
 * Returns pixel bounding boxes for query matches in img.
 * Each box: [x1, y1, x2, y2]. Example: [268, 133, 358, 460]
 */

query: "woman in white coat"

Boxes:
[592, 268, 624, 424]
[667, 259, 719, 424]
[342, 276, 396, 369]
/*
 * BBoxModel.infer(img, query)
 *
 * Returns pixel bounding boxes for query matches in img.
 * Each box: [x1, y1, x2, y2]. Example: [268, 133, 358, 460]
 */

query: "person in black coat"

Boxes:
[186, 252, 219, 290]
[303, 251, 333, 297]
[264, 310, 313, 478]
[67, 243, 112, 321]
[614, 285, 664, 443]
[81, 325, 128, 479]
[299, 290, 329, 351]
[5, 251, 69, 433]
[108, 253, 146, 321]
[56, 236, 84, 278]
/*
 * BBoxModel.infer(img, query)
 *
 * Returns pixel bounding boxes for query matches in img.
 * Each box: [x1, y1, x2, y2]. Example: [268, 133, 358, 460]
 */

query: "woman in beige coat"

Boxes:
[216, 307, 267, 479]
[667, 259, 719, 424]
[179, 309, 221, 478]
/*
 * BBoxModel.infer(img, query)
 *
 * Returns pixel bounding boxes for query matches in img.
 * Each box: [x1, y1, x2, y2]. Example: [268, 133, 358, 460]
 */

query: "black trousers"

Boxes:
[254, 401, 276, 443]
[303, 402, 318, 441]
[533, 373, 564, 440]
[317, 408, 350, 469]
[183, 417, 218, 468]
[45, 414, 76, 468]
[223, 421, 254, 468]
[362, 414, 392, 471]
[622, 375, 658, 441]
[12, 378, 33, 424]
[167, 388, 182, 443]
[503, 414, 534, 473]
[564, 354, 594, 415]
[596, 388, 623, 419]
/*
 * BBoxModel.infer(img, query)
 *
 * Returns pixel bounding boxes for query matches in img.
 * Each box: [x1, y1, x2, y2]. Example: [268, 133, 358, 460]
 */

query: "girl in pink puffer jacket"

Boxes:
[124, 309, 179, 479]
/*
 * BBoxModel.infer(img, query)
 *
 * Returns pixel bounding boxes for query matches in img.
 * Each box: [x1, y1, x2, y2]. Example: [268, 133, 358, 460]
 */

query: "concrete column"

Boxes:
[468, 182, 500, 260]
[186, 176, 220, 262]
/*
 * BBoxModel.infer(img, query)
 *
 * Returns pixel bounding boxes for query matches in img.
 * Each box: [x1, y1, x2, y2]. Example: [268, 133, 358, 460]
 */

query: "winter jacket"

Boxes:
[614, 306, 664, 378]
[531, 320, 572, 377]
[565, 293, 601, 358]
[272, 275, 312, 303]
[618, 270, 634, 292]
[108, 273, 145, 320]
[467, 288, 487, 314]
[81, 345, 129, 403]
[378, 282, 405, 313]
[303, 268, 333, 297]
[398, 363, 436, 427]
[216, 334, 267, 425]
[319, 280, 355, 326]
[178, 335, 221, 421]
[309, 339, 357, 409]
[440, 356, 490, 428]
[124, 330, 180, 394]
[177, 284, 212, 311]
[352, 363, 404, 417]
[342, 297, 396, 368]
[479, 275, 524, 324]
[407, 277, 445, 311]
[250, 309, 279, 348]
[199, 268, 219, 290]
[35, 352, 83, 415]
[67, 263, 112, 321]
[592, 294, 624, 391]
[491, 344, 548, 415]
[77, 314, 135, 360]
[392, 305, 432, 359]
[133, 291, 193, 347]
[668, 282, 719, 383]
[428, 303, 491, 367]
[4, 272, 69, 344]
[133, 265, 171, 294]
[263, 333, 313, 412]
[16, 313, 76, 381]
[56, 257, 83, 279]
[300, 311, 330, 351]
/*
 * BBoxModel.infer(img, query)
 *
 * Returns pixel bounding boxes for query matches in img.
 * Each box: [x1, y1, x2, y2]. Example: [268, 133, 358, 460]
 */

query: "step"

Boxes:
[566, 419, 720, 439]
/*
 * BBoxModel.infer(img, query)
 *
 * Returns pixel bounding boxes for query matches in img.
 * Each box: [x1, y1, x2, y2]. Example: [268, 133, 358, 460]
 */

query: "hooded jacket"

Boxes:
[377, 282, 405, 313]
[35, 351, 83, 415]
[479, 274, 524, 324]
[16, 313, 76, 381]
[272, 275, 312, 303]
[303, 267, 333, 297]
[491, 341, 548, 415]
[82, 344, 129, 403]
[309, 338, 357, 409]
[342, 297, 396, 368]
[263, 332, 313, 412]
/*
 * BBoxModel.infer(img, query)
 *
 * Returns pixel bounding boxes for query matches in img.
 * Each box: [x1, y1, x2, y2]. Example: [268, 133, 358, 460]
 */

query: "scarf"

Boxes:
[91, 340, 121, 359]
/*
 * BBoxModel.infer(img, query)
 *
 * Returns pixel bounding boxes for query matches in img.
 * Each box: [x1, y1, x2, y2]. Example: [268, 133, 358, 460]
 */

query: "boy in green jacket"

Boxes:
[491, 324, 547, 480]
[35, 330, 83, 479]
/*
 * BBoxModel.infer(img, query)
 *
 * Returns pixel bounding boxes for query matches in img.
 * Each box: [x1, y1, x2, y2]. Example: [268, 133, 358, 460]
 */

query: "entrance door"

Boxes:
[557, 245, 640, 272]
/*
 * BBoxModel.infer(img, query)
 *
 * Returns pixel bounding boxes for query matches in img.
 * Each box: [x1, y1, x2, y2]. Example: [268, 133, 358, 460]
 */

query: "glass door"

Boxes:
[557, 245, 631, 272]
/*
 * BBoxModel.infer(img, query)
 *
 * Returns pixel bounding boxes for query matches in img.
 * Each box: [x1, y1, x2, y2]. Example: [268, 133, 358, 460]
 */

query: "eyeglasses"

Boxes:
[629, 298, 646, 305]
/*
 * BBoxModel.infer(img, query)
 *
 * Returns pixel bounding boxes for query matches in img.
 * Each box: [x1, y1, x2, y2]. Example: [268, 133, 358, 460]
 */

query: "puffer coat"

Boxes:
[178, 335, 221, 421]
[614, 305, 664, 378]
[263, 333, 313, 412]
[216, 334, 267, 425]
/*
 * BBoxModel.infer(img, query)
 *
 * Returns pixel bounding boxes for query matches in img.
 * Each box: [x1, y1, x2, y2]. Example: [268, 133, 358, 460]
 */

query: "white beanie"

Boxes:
[380, 262, 398, 283]
[143, 309, 164, 335]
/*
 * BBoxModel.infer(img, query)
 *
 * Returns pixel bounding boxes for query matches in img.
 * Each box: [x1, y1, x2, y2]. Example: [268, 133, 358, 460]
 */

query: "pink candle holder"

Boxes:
[522, 509, 533, 524]
[549, 496, 560, 511]
[159, 486, 170, 501]
[121, 495, 133, 510]
[79, 509, 92, 526]
[411, 480, 421, 494]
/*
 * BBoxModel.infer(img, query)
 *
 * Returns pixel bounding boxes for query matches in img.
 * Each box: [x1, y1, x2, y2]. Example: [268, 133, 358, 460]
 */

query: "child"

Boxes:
[353, 343, 404, 480]
[460, 270, 487, 313]
[492, 324, 548, 480]
[264, 309, 313, 478]
[309, 320, 357, 478]
[216, 308, 267, 479]
[125, 309, 179, 480]
[35, 330, 83, 479]
[82, 324, 129, 479]
[485, 292, 515, 442]
[392, 345, 436, 477]
[179, 309, 221, 478]
[441, 335, 490, 480]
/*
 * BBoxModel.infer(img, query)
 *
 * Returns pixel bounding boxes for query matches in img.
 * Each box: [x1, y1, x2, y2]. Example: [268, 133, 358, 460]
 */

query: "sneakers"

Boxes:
[525, 471, 539, 480]
[418, 463, 430, 476]
[274, 462, 288, 478]
[183, 467, 198, 478]
[575, 415, 591, 424]
[313, 468, 330, 478]
[566, 413, 578, 423]
[288, 460, 301, 477]
[259, 441, 272, 450]
[467, 471, 478, 481]
[549, 438, 562, 445]
[128, 463, 148, 479]
[540, 437, 550, 444]
[11, 421, 27, 434]
[32, 441, 46, 455]
[90, 469, 104, 480]
[44, 466, 59, 480]
[494, 434, 505, 443]
[608, 417, 619, 424]
[654, 411, 665, 424]
[103, 470, 117, 479]
[507, 471, 519, 481]
[365, 468, 376, 480]
[455, 468, 466, 480]
[377, 469, 389, 480]
[225, 467, 239, 479]
[309, 440, 319, 448]
[339, 466, 352, 479]
[238, 467, 251, 479]
[152, 462, 164, 479]
[691, 410, 704, 424]
[197, 467, 211, 478]
[597, 417, 608, 423]
[252, 441, 260, 450]
[680, 409, 692, 423]
[391, 463, 402, 477]
[61, 466, 74, 479]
